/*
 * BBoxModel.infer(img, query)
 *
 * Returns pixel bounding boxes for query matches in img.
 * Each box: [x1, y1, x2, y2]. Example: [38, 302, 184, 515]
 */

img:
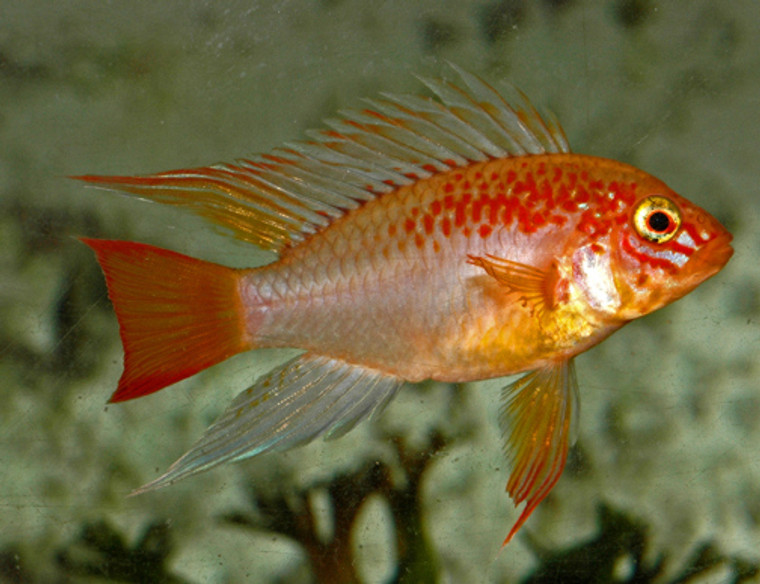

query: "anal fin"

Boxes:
[131, 354, 404, 494]
[500, 360, 579, 545]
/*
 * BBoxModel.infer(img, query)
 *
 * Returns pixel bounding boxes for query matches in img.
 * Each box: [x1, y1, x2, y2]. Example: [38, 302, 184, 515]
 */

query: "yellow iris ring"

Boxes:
[632, 195, 681, 243]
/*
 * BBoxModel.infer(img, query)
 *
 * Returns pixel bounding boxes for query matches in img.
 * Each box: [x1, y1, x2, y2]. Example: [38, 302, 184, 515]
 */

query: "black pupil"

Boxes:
[648, 211, 670, 232]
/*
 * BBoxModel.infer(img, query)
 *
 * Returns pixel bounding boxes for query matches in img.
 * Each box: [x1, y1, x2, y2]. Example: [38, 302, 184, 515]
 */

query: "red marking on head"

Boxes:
[621, 235, 677, 272]
[682, 222, 709, 247]
[666, 240, 696, 258]
[478, 224, 493, 238]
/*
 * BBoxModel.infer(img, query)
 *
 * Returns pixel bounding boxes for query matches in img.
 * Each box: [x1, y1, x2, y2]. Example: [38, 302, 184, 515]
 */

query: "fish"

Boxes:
[77, 65, 733, 545]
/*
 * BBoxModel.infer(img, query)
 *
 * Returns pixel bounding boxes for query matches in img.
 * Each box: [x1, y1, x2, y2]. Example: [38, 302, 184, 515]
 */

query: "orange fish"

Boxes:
[78, 66, 732, 545]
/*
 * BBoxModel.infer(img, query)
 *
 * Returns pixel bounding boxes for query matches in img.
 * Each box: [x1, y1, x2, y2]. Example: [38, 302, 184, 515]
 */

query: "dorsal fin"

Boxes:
[74, 65, 571, 254]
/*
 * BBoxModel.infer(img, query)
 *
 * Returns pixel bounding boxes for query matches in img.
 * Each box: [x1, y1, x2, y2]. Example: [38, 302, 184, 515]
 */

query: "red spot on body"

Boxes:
[411, 207, 419, 217]
[442, 217, 452, 237]
[591, 243, 605, 254]
[433, 240, 441, 253]
[552, 167, 563, 183]
[388, 224, 397, 237]
[415, 233, 424, 248]
[549, 214, 568, 226]
[478, 224, 493, 238]
[455, 201, 467, 227]
[423, 214, 434, 235]
[444, 182, 454, 193]
[404, 218, 416, 233]
[431, 200, 442, 215]
[506, 170, 517, 184]
[561, 200, 578, 213]
[472, 197, 483, 223]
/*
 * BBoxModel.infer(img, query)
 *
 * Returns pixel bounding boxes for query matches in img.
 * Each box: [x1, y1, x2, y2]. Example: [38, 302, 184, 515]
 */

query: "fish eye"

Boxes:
[632, 196, 681, 243]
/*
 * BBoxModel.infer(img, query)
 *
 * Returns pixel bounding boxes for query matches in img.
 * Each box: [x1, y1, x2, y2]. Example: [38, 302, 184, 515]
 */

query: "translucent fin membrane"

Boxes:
[131, 354, 404, 494]
[75, 66, 570, 253]
[500, 360, 579, 545]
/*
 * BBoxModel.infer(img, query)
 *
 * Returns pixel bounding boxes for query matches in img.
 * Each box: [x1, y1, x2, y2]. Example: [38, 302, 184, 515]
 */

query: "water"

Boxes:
[1, 1, 758, 582]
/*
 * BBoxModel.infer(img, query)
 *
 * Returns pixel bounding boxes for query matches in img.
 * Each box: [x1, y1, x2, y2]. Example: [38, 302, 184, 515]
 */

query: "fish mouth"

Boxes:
[687, 231, 733, 279]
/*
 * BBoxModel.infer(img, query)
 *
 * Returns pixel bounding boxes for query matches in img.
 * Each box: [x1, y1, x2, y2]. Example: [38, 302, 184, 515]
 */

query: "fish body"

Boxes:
[79, 67, 732, 545]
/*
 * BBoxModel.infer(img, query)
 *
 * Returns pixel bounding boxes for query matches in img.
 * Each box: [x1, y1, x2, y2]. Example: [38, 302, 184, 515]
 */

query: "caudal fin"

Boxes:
[81, 238, 251, 402]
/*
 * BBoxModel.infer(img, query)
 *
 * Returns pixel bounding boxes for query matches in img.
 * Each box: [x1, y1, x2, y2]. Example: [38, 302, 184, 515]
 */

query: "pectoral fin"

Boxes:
[131, 354, 404, 495]
[499, 360, 579, 545]
[468, 254, 556, 316]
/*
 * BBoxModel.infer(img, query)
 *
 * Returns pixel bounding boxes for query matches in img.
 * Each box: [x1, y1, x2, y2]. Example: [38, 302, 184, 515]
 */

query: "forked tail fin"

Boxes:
[81, 238, 252, 402]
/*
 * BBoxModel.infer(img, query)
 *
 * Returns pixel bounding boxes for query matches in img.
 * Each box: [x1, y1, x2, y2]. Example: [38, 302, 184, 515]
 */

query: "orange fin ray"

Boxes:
[81, 238, 251, 402]
[74, 66, 570, 253]
[468, 254, 551, 316]
[500, 360, 579, 545]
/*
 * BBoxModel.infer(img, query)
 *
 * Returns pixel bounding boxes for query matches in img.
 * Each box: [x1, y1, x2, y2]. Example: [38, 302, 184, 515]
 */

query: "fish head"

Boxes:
[606, 175, 733, 321]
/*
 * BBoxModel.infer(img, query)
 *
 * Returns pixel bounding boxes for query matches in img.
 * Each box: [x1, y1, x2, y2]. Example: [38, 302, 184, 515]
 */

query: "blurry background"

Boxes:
[1, 1, 758, 582]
